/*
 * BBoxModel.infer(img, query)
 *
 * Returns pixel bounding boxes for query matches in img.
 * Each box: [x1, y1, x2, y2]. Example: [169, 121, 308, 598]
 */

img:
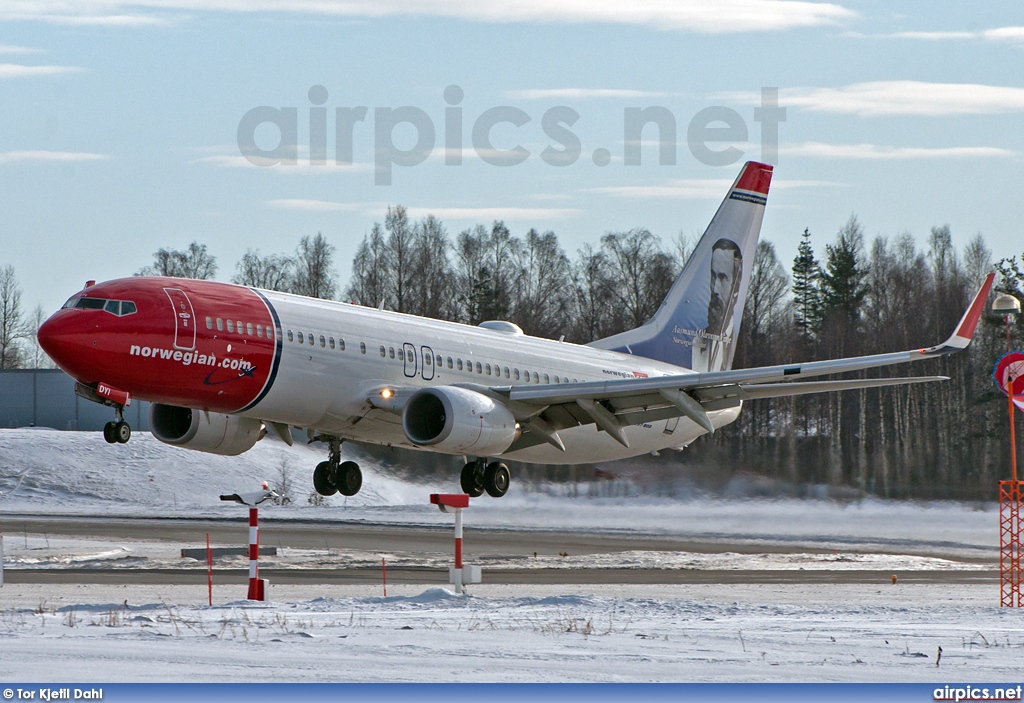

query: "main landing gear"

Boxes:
[311, 435, 362, 497]
[102, 407, 131, 445]
[460, 458, 511, 498]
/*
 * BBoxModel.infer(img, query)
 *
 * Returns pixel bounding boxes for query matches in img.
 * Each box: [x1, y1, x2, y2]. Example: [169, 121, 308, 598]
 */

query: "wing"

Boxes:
[503, 273, 993, 450]
[369, 274, 993, 453]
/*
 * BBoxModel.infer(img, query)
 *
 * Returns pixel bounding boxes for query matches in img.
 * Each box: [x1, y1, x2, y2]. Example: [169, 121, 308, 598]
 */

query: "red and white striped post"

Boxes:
[219, 483, 275, 602]
[247, 507, 263, 600]
[430, 493, 480, 594]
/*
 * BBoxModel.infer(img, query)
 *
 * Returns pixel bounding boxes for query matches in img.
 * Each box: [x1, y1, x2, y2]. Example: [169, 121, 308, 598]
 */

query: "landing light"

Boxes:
[380, 389, 394, 399]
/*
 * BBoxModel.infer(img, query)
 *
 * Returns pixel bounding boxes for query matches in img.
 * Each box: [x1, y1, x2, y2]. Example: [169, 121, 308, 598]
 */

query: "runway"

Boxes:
[0, 514, 996, 586]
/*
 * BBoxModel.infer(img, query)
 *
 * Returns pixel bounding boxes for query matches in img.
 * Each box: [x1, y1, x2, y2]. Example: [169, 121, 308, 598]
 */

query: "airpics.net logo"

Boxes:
[236, 86, 786, 185]
[129, 345, 253, 372]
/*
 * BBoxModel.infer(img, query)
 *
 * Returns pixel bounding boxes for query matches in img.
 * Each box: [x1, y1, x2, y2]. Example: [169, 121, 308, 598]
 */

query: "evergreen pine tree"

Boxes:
[791, 228, 820, 351]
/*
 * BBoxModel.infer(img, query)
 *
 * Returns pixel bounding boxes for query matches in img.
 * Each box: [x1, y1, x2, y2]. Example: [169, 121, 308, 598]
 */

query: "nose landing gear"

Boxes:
[102, 408, 131, 445]
[311, 435, 362, 497]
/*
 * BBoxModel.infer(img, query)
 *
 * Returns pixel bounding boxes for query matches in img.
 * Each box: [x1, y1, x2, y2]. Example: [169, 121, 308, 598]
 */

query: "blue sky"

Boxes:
[2, 0, 1024, 316]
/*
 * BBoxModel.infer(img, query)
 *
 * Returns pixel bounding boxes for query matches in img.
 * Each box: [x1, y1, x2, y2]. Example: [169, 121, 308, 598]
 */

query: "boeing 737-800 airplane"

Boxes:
[37, 162, 994, 499]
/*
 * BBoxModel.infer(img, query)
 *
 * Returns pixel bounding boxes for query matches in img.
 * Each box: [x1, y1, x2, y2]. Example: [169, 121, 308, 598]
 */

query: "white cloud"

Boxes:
[0, 150, 109, 163]
[194, 154, 371, 173]
[848, 26, 1024, 45]
[505, 88, 671, 100]
[781, 141, 1014, 159]
[723, 81, 1024, 116]
[269, 198, 581, 220]
[0, 43, 42, 54]
[403, 206, 581, 220]
[0, 63, 83, 78]
[588, 177, 838, 199]
[268, 198, 364, 213]
[0, 0, 854, 33]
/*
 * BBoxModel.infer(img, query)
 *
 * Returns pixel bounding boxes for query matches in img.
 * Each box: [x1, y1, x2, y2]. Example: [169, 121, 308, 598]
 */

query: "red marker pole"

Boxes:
[206, 532, 213, 606]
[247, 507, 260, 600]
[453, 507, 464, 594]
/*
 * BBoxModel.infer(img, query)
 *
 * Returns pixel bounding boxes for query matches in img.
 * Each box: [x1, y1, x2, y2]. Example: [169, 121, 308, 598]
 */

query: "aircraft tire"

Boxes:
[103, 422, 118, 444]
[460, 461, 485, 497]
[313, 461, 337, 496]
[337, 461, 362, 497]
[114, 421, 131, 444]
[483, 461, 510, 498]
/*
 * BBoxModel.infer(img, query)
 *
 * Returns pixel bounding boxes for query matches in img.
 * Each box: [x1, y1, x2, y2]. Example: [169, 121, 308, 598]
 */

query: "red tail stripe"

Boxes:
[734, 162, 773, 195]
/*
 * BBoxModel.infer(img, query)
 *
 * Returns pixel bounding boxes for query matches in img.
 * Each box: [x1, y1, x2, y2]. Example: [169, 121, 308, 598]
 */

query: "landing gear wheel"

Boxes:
[460, 461, 485, 497]
[114, 420, 131, 444]
[313, 461, 337, 496]
[103, 421, 117, 444]
[483, 461, 510, 498]
[336, 461, 362, 497]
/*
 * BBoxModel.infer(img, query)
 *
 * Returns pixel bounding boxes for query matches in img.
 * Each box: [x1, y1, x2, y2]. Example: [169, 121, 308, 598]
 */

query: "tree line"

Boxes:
[3, 210, 1023, 499]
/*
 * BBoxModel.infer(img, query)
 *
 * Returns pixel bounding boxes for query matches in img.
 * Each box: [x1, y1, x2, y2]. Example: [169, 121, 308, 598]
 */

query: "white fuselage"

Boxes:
[247, 290, 741, 464]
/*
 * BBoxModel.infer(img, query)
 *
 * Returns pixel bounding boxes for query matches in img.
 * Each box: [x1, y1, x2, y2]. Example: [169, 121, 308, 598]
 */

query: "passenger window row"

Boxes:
[280, 329, 583, 385]
[206, 316, 274, 341]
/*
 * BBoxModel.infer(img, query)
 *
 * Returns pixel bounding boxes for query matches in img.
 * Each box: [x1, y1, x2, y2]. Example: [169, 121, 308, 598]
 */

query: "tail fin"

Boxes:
[589, 161, 773, 371]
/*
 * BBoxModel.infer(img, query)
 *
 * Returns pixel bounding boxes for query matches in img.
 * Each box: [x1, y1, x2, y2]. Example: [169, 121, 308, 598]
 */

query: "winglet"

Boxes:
[920, 272, 995, 355]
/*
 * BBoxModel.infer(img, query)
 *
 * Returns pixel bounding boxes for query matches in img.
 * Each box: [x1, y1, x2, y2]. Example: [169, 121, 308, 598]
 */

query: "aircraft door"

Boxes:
[403, 342, 417, 378]
[163, 288, 196, 350]
[421, 346, 434, 380]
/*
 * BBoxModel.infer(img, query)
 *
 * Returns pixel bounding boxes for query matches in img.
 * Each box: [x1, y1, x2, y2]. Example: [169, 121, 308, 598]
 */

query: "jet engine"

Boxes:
[150, 404, 263, 456]
[402, 386, 519, 456]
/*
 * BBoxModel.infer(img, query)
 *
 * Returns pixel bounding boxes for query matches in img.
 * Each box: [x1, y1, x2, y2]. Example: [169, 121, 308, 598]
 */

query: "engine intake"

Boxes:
[402, 386, 518, 456]
[150, 404, 263, 456]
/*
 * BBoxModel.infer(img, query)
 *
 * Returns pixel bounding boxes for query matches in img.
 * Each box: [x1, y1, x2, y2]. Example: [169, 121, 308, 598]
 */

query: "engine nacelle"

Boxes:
[150, 404, 263, 456]
[402, 386, 519, 456]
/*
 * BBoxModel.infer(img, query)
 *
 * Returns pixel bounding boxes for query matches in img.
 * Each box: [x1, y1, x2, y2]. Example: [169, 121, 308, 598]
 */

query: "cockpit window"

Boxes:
[65, 297, 137, 316]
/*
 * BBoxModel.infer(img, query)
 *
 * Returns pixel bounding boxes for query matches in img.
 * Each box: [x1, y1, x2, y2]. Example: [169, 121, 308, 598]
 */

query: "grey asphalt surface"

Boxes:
[0, 514, 997, 586]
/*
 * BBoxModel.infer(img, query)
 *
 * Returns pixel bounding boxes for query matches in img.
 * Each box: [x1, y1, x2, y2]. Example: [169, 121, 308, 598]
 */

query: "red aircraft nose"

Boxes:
[37, 310, 86, 371]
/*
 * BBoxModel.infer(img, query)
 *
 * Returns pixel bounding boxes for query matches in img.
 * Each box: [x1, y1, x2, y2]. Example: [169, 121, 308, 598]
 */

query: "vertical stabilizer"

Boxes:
[589, 161, 773, 371]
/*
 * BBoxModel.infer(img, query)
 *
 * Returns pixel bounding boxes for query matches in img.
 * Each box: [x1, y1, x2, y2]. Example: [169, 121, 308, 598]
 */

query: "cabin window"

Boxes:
[73, 298, 106, 310]
[456, 359, 463, 371]
[120, 302, 136, 315]
[227, 320, 234, 333]
[544, 373, 550, 383]
[319, 335, 326, 348]
[513, 369, 520, 381]
[379, 345, 386, 357]
[104, 300, 119, 314]
[328, 337, 335, 350]
[256, 324, 263, 337]
[398, 348, 404, 361]
[554, 375, 560, 383]
[503, 367, 510, 379]
[435, 354, 442, 367]
[532, 372, 539, 383]
[297, 331, 304, 344]
[287, 330, 293, 342]
[425, 355, 432, 366]
[485, 363, 491, 375]
[308, 333, 315, 346]
[388, 347, 395, 359]
[339, 339, 346, 351]
[447, 357, 453, 369]
[217, 318, 224, 332]
[475, 362, 482, 374]
[359, 342, 366, 354]
[247, 323, 254, 336]
[206, 316, 213, 330]
[236, 321, 243, 334]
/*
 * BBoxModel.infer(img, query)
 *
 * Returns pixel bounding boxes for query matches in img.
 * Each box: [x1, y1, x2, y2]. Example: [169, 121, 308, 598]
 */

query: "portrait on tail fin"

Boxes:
[692, 239, 743, 373]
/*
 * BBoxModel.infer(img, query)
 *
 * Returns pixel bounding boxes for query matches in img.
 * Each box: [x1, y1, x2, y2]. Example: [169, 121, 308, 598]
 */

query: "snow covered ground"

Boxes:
[0, 429, 1018, 682]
